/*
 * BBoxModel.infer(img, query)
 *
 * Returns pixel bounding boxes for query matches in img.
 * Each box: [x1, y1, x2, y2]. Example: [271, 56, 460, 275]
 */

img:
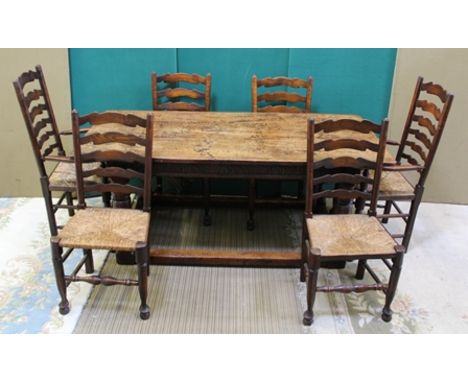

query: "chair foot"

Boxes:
[381, 307, 393, 322]
[203, 214, 212, 226]
[247, 219, 255, 231]
[303, 311, 314, 326]
[139, 304, 151, 320]
[59, 301, 70, 315]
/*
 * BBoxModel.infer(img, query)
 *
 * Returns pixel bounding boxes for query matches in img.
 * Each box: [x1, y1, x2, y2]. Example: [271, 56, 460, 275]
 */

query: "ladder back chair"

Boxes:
[252, 75, 313, 113]
[248, 75, 314, 230]
[50, 111, 154, 320]
[151, 72, 212, 111]
[376, 77, 454, 251]
[151, 72, 213, 225]
[13, 65, 107, 237]
[301, 118, 405, 326]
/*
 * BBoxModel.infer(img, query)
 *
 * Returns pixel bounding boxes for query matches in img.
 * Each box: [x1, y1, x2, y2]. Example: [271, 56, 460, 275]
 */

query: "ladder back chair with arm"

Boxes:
[301, 118, 405, 326]
[13, 65, 108, 237]
[151, 72, 213, 225]
[377, 77, 454, 251]
[51, 111, 154, 319]
[248, 75, 313, 230]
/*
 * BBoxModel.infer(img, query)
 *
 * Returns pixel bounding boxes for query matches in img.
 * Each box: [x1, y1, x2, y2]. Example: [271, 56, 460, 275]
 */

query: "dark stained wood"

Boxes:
[48, 111, 154, 320]
[149, 248, 301, 267]
[420, 81, 448, 102]
[90, 111, 394, 269]
[257, 76, 311, 88]
[379, 76, 454, 250]
[301, 118, 406, 326]
[252, 75, 313, 113]
[305, 118, 389, 218]
[158, 87, 205, 99]
[416, 99, 442, 121]
[72, 111, 153, 211]
[13, 65, 73, 237]
[152, 72, 211, 112]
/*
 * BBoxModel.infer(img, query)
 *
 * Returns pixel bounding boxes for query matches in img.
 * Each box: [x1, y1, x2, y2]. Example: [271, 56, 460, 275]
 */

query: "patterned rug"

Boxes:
[1, 198, 468, 333]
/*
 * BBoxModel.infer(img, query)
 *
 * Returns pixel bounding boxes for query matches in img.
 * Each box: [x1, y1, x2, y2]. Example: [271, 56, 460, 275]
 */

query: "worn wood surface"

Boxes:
[88, 111, 394, 164]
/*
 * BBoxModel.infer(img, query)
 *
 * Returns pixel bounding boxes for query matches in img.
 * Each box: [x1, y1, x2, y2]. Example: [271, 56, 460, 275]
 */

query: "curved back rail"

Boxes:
[305, 118, 389, 217]
[72, 111, 154, 212]
[252, 75, 313, 113]
[395, 76, 454, 186]
[152, 72, 212, 112]
[13, 65, 65, 176]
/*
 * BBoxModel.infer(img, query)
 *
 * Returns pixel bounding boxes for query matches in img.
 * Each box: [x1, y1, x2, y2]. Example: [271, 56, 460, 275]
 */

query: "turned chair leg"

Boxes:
[66, 192, 75, 217]
[136, 244, 150, 320]
[303, 255, 320, 326]
[300, 221, 308, 282]
[51, 239, 70, 315]
[298, 180, 304, 200]
[84, 249, 94, 274]
[382, 252, 404, 322]
[355, 260, 366, 280]
[247, 178, 255, 230]
[354, 197, 366, 214]
[102, 192, 112, 207]
[381, 200, 392, 224]
[203, 177, 212, 226]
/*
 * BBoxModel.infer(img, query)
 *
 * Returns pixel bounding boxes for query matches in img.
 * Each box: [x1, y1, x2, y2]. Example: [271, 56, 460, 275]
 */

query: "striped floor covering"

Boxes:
[73, 203, 468, 334]
[74, 207, 307, 333]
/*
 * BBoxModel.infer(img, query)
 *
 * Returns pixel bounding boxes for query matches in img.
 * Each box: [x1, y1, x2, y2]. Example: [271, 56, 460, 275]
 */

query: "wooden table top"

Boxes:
[89, 111, 394, 165]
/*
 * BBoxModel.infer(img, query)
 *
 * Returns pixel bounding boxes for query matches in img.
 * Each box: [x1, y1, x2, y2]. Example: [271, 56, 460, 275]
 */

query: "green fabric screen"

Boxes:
[288, 48, 397, 122]
[68, 48, 397, 197]
[69, 48, 396, 122]
[69, 48, 177, 113]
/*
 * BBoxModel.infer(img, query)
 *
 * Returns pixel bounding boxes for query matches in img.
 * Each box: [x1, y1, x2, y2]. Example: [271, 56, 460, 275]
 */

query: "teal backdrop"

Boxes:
[68, 48, 397, 196]
[69, 48, 396, 122]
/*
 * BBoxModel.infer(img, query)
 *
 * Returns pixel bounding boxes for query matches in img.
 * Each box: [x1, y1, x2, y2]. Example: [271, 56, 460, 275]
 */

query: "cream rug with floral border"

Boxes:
[1, 198, 468, 333]
[0, 198, 107, 333]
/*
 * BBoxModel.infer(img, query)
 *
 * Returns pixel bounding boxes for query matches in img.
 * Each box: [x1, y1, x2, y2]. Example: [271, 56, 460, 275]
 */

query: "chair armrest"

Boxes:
[383, 164, 424, 172]
[60, 127, 91, 136]
[43, 155, 74, 163]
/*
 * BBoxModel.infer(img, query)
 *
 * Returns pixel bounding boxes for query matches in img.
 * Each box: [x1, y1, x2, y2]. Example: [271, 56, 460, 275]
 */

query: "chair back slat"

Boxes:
[314, 139, 380, 152]
[72, 111, 153, 212]
[305, 118, 388, 217]
[82, 166, 145, 180]
[84, 183, 145, 196]
[420, 81, 448, 103]
[395, 77, 454, 186]
[252, 75, 313, 113]
[415, 100, 442, 121]
[24, 89, 44, 108]
[79, 112, 147, 127]
[314, 157, 379, 170]
[158, 88, 205, 100]
[81, 150, 146, 164]
[13, 65, 65, 177]
[412, 115, 437, 136]
[16, 70, 40, 88]
[158, 101, 206, 112]
[257, 91, 307, 104]
[314, 173, 374, 186]
[80, 131, 147, 146]
[152, 72, 211, 112]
